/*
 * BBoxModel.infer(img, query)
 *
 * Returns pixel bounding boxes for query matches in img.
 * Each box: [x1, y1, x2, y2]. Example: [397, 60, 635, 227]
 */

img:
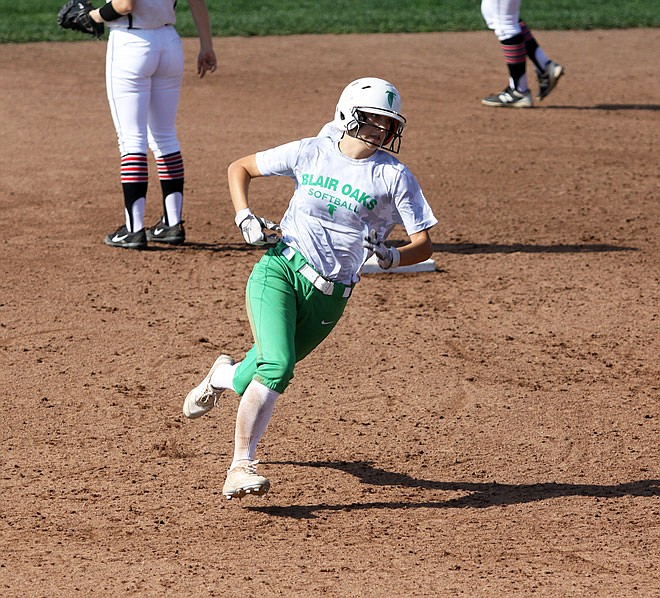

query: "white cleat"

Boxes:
[222, 461, 270, 500]
[182, 354, 235, 419]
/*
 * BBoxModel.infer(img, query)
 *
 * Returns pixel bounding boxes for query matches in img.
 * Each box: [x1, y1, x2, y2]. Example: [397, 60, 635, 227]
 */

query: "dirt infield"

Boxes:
[1, 29, 659, 596]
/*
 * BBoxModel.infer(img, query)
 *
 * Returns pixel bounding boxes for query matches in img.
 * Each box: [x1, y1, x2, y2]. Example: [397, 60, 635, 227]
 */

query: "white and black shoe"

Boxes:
[481, 86, 533, 108]
[537, 60, 565, 101]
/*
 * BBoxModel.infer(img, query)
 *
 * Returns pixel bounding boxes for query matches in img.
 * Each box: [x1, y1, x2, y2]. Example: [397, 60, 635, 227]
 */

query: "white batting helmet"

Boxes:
[332, 77, 406, 153]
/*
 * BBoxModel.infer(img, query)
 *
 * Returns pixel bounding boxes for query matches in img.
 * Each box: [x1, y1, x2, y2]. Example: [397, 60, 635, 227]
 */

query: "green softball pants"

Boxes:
[232, 242, 352, 395]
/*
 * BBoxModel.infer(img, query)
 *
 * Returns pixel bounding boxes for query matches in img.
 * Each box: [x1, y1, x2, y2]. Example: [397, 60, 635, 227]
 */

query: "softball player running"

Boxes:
[183, 78, 438, 500]
[90, 0, 217, 249]
[480, 0, 564, 108]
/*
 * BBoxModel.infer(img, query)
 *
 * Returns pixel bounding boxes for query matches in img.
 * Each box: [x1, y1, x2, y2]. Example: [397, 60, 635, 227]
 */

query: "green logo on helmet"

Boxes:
[385, 90, 396, 108]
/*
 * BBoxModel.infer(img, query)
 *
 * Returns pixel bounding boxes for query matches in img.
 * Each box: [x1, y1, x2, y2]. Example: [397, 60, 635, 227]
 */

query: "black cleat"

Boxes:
[104, 225, 147, 249]
[146, 220, 186, 245]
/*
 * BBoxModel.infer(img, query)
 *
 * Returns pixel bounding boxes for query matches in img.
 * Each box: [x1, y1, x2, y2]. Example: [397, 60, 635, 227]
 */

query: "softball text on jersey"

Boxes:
[301, 173, 378, 213]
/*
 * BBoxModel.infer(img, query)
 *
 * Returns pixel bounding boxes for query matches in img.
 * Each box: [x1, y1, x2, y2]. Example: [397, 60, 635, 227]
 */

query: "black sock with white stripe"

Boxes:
[120, 153, 148, 232]
[156, 152, 184, 226]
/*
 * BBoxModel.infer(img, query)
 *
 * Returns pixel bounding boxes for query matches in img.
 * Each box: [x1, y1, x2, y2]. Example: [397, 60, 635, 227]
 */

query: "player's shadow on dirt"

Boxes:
[248, 461, 659, 519]
[141, 241, 260, 252]
[431, 242, 638, 254]
[545, 104, 660, 111]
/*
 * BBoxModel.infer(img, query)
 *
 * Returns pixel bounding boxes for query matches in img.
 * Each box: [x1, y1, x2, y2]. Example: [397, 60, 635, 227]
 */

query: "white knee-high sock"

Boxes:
[125, 197, 145, 233]
[164, 192, 183, 226]
[231, 380, 279, 469]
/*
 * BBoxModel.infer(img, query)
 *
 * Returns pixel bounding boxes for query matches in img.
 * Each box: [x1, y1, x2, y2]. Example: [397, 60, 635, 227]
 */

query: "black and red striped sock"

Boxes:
[500, 33, 528, 92]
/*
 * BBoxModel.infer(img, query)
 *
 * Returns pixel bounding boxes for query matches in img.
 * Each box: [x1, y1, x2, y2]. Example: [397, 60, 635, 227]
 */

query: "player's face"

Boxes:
[355, 111, 397, 147]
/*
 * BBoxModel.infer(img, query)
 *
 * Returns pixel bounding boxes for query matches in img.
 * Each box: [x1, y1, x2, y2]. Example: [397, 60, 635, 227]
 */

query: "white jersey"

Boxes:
[256, 136, 437, 285]
[106, 0, 177, 30]
[317, 121, 344, 142]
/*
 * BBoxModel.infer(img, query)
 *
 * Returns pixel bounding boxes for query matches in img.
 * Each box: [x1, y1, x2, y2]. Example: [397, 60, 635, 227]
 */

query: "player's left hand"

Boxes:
[197, 49, 217, 78]
[363, 229, 400, 270]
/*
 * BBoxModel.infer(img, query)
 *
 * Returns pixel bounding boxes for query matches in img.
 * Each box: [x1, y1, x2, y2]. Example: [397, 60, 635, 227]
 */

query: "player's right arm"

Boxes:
[227, 154, 263, 216]
[228, 155, 280, 246]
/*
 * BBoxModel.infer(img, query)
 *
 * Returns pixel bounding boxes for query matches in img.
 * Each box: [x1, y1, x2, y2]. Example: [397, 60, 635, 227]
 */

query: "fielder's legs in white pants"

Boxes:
[105, 27, 184, 231]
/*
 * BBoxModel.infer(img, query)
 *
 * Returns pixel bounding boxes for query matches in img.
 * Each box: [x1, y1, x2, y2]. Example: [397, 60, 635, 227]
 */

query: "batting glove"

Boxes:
[235, 208, 280, 246]
[363, 229, 400, 270]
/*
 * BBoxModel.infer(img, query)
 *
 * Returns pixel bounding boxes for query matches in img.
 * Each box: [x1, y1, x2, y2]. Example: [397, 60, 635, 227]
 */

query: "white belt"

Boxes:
[282, 246, 352, 298]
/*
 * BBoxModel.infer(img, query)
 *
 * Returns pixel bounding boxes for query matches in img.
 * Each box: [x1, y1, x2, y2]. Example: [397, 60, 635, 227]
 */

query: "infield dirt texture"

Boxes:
[1, 30, 659, 596]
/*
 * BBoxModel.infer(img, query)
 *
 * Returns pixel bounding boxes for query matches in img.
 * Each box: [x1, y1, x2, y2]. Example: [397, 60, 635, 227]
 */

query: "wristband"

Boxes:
[389, 247, 401, 269]
[234, 208, 253, 227]
[99, 1, 123, 21]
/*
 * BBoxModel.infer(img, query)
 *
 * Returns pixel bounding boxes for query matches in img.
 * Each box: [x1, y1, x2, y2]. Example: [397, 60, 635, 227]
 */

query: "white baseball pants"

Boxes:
[481, 0, 522, 41]
[105, 26, 184, 158]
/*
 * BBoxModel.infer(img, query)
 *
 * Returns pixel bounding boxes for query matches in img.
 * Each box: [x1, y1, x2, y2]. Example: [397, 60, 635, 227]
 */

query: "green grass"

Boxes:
[1, 0, 658, 43]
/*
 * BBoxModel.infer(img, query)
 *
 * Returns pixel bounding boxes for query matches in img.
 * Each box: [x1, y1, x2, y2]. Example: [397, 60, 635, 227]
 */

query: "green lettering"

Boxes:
[357, 191, 372, 206]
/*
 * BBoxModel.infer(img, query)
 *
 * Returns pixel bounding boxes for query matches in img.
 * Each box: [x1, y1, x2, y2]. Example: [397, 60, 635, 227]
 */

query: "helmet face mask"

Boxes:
[333, 77, 406, 153]
[348, 108, 405, 153]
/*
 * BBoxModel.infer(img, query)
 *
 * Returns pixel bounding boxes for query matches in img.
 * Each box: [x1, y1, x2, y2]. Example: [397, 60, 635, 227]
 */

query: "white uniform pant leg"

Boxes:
[147, 27, 184, 158]
[106, 29, 159, 155]
[481, 0, 522, 41]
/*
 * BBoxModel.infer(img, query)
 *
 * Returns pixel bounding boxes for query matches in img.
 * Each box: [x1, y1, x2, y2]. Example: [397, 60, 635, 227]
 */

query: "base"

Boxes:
[361, 255, 437, 274]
